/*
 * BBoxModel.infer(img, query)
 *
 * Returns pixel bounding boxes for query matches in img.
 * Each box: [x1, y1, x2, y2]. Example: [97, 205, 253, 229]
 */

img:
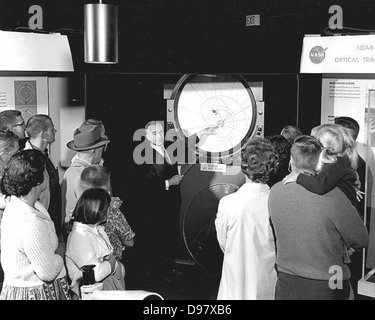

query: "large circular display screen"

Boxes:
[173, 74, 257, 159]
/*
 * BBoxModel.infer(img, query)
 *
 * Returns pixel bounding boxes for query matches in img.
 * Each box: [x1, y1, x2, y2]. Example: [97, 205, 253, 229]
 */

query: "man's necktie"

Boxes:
[162, 146, 172, 164]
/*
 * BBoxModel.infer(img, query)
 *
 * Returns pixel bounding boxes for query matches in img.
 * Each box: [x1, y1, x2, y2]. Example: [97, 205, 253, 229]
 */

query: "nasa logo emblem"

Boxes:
[309, 46, 326, 64]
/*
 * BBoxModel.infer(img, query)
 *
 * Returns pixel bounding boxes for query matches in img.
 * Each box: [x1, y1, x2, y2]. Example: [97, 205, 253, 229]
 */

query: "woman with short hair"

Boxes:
[0, 149, 69, 300]
[215, 137, 278, 300]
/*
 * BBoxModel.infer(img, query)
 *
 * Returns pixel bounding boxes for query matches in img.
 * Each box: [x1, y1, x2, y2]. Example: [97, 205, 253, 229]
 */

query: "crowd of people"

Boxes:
[216, 120, 370, 300]
[0, 109, 372, 300]
[0, 111, 135, 300]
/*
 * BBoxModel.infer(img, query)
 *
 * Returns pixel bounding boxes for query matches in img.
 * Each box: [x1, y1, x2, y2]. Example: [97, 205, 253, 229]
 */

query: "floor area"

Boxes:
[123, 248, 221, 300]
[122, 248, 375, 300]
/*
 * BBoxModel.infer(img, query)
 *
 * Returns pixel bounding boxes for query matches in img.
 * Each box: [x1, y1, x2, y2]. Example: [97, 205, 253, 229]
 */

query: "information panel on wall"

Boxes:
[0, 76, 49, 122]
[301, 34, 375, 74]
[321, 78, 375, 144]
[321, 77, 375, 270]
[301, 33, 375, 297]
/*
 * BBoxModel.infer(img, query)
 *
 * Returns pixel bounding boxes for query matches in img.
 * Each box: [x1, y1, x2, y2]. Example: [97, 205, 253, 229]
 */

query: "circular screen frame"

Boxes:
[171, 74, 257, 160]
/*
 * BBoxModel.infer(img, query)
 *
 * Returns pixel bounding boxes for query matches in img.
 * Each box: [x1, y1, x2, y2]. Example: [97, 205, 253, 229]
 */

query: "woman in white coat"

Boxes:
[215, 137, 278, 300]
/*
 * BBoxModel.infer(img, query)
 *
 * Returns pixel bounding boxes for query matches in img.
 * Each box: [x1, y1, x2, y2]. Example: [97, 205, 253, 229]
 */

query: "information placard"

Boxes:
[301, 34, 375, 74]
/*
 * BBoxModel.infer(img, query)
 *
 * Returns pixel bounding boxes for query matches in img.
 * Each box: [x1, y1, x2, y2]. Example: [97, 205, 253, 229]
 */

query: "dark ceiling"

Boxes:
[1, 0, 375, 73]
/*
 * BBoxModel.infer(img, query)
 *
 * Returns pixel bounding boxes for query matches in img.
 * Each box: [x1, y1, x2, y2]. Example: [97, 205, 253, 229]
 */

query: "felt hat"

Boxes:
[67, 123, 110, 151]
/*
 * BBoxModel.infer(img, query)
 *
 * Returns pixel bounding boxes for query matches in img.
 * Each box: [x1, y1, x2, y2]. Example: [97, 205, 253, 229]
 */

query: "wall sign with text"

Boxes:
[301, 34, 375, 74]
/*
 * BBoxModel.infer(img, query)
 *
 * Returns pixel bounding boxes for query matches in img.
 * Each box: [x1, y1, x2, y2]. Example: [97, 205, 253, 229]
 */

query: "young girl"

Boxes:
[65, 188, 126, 299]
[283, 124, 361, 263]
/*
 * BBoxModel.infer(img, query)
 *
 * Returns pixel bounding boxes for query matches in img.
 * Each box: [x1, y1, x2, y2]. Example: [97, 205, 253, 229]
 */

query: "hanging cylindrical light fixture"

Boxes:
[84, 2, 118, 64]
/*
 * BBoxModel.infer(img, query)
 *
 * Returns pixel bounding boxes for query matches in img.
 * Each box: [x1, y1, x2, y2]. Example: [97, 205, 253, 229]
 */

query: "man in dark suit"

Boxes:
[133, 120, 184, 277]
[132, 121, 217, 279]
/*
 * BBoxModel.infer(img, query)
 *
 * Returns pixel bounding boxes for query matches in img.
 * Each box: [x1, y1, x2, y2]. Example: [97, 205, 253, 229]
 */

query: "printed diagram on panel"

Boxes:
[14, 81, 37, 123]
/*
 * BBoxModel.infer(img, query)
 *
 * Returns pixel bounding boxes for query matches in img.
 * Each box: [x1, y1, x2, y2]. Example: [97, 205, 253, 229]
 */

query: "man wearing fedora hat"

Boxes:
[69, 119, 108, 167]
[61, 122, 110, 237]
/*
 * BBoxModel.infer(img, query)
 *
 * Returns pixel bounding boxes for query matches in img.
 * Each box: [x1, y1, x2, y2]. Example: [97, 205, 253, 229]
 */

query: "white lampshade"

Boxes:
[0, 31, 74, 71]
[84, 3, 118, 64]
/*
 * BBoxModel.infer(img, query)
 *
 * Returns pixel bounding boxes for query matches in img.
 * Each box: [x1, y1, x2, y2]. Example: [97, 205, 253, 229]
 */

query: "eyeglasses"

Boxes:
[11, 121, 25, 128]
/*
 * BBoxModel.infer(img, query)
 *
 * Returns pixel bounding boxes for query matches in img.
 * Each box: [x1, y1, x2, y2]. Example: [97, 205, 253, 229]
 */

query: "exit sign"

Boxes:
[246, 14, 260, 26]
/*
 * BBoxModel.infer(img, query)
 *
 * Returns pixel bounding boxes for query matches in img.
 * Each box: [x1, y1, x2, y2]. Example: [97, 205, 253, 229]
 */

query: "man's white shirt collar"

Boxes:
[151, 144, 171, 164]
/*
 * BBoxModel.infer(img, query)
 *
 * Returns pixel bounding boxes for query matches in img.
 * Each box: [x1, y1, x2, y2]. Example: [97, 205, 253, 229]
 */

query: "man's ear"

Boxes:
[145, 130, 151, 142]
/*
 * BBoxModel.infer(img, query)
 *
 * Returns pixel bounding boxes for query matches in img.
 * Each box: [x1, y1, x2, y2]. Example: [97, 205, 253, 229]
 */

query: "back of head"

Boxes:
[291, 135, 323, 172]
[0, 130, 19, 155]
[241, 137, 278, 184]
[25, 114, 52, 138]
[315, 124, 355, 154]
[310, 125, 320, 137]
[80, 165, 111, 192]
[0, 110, 22, 131]
[334, 116, 359, 140]
[267, 134, 291, 162]
[72, 188, 111, 225]
[280, 125, 302, 145]
[0, 149, 45, 197]
[315, 123, 358, 169]
[0, 130, 20, 176]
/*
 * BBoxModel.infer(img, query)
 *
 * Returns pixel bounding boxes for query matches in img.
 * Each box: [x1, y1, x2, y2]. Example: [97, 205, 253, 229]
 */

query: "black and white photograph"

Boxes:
[0, 0, 374, 305]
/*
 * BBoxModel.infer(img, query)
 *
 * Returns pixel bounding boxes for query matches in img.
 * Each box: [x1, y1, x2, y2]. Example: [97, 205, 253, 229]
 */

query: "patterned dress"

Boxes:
[105, 197, 135, 260]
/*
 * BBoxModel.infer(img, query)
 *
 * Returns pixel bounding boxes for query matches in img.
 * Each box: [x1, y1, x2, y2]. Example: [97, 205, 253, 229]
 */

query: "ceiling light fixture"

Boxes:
[84, 1, 118, 64]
